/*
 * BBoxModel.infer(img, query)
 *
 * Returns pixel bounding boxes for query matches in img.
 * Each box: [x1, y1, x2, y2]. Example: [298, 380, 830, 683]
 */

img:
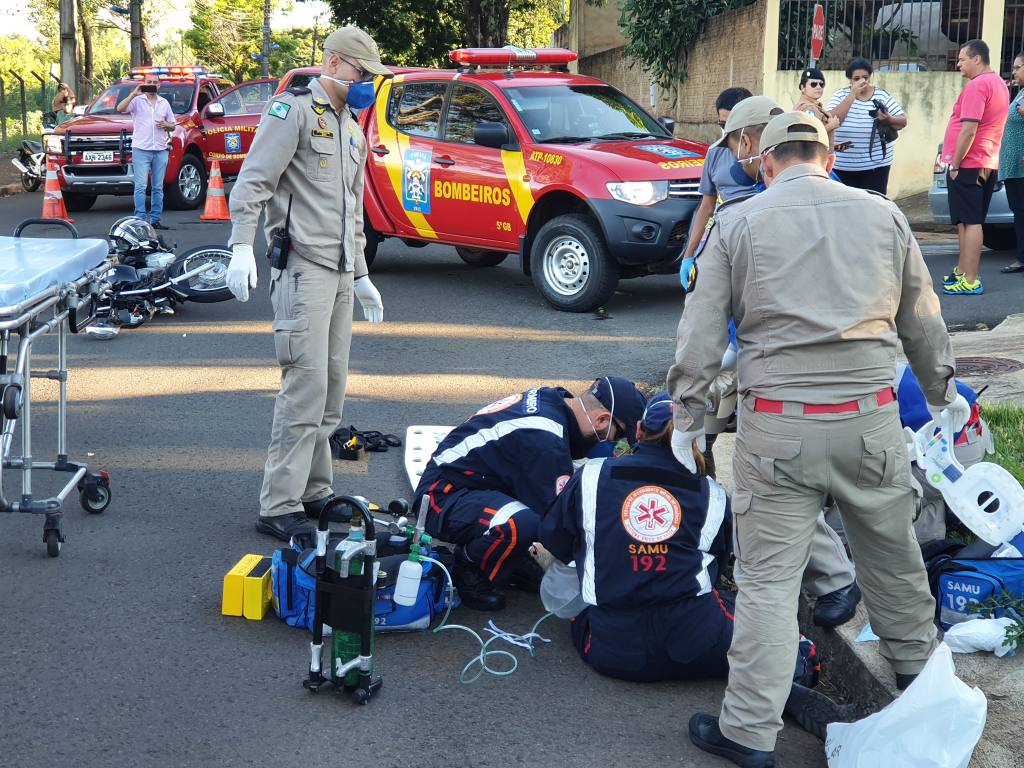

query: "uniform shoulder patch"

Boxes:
[268, 100, 292, 120]
[285, 86, 311, 96]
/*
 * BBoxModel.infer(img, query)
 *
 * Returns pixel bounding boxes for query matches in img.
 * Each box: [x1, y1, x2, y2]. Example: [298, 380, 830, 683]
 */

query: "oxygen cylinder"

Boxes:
[330, 533, 375, 688]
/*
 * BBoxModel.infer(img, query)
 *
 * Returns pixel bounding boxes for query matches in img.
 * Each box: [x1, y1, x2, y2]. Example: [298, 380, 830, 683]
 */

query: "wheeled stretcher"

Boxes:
[0, 219, 114, 557]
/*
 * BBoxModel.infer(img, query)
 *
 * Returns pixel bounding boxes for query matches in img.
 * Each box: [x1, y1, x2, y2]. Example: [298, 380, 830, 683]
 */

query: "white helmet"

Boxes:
[109, 216, 158, 252]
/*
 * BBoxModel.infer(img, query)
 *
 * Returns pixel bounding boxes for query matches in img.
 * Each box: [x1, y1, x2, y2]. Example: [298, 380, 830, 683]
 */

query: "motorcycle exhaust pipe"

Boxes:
[11, 159, 30, 174]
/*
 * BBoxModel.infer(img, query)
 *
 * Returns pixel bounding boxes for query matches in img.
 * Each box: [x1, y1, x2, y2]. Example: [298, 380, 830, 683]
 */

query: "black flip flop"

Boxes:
[1000, 263, 1024, 273]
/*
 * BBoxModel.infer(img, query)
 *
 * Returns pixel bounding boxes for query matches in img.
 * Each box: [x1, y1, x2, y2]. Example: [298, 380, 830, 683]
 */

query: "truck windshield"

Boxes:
[88, 82, 197, 116]
[503, 85, 669, 143]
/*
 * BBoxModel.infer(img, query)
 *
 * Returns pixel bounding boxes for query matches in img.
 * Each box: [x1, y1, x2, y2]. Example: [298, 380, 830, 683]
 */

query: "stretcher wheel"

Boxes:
[351, 688, 369, 705]
[80, 483, 111, 514]
[3, 385, 22, 419]
[44, 529, 61, 558]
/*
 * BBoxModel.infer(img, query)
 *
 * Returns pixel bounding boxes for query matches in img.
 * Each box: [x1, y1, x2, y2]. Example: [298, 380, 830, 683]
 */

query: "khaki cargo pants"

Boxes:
[259, 253, 354, 518]
[720, 395, 938, 751]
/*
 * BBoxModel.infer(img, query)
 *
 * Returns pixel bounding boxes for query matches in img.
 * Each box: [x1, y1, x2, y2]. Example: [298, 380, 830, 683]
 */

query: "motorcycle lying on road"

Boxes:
[11, 139, 45, 192]
[84, 216, 234, 338]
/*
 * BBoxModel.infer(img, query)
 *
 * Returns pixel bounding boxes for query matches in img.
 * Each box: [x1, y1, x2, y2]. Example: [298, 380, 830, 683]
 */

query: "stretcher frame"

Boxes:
[0, 219, 114, 557]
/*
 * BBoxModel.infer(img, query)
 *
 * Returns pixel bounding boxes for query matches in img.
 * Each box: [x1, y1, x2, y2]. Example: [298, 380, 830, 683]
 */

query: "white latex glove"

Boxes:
[353, 276, 383, 323]
[226, 243, 257, 302]
[671, 428, 706, 474]
[720, 344, 738, 372]
[927, 393, 971, 434]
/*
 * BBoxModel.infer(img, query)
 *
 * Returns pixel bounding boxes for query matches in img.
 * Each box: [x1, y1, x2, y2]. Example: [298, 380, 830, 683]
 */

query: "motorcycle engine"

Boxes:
[145, 251, 176, 270]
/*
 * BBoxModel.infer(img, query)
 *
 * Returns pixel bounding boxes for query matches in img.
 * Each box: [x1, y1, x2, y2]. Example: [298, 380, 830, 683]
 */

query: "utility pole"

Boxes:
[58, 0, 77, 98]
[261, 0, 271, 78]
[130, 0, 143, 67]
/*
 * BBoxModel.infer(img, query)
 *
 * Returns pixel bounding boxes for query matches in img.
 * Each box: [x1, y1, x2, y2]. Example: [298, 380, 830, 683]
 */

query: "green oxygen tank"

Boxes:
[331, 528, 374, 688]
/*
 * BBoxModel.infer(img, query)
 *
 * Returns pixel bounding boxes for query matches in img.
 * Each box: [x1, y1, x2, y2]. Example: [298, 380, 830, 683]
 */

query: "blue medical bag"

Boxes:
[935, 557, 1024, 629]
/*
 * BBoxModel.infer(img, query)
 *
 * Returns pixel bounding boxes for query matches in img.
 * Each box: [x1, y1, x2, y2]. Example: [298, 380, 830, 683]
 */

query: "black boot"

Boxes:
[703, 433, 718, 479]
[453, 557, 506, 612]
[302, 493, 352, 523]
[255, 512, 314, 543]
[688, 714, 775, 768]
[783, 683, 852, 741]
[813, 582, 862, 627]
[508, 555, 545, 592]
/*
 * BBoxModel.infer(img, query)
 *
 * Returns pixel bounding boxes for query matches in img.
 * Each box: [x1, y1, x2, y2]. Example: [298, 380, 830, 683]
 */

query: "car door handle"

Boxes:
[370, 145, 389, 156]
[435, 156, 456, 166]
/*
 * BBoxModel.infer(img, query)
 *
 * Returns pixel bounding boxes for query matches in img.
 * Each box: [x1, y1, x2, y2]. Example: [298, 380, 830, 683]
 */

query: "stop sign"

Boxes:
[810, 4, 826, 61]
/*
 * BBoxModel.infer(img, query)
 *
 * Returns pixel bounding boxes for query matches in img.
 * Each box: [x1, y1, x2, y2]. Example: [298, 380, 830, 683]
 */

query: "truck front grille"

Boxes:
[668, 180, 700, 199]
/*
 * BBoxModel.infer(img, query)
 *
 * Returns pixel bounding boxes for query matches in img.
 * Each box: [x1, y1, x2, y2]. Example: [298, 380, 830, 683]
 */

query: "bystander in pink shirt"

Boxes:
[942, 71, 1010, 169]
[127, 94, 175, 151]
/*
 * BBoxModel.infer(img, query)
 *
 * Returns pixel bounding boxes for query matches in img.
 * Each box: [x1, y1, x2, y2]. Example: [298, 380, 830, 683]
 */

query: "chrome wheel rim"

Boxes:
[542, 236, 590, 297]
[178, 163, 202, 201]
[182, 250, 230, 291]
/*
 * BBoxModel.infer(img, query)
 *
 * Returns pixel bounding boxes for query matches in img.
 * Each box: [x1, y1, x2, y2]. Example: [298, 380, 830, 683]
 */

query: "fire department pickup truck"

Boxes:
[45, 66, 276, 213]
[277, 48, 707, 311]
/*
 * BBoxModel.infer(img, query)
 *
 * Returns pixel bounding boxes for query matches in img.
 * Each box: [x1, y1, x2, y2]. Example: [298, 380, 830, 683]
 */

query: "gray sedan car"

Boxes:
[928, 145, 1017, 251]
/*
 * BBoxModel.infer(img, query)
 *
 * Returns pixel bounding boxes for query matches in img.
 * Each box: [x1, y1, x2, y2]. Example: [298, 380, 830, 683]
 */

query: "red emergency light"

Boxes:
[129, 66, 208, 79]
[449, 47, 578, 68]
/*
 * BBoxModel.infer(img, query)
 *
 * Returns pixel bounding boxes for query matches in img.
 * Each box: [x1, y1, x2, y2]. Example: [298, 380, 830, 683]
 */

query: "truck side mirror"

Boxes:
[658, 116, 675, 134]
[474, 121, 510, 149]
[205, 102, 225, 117]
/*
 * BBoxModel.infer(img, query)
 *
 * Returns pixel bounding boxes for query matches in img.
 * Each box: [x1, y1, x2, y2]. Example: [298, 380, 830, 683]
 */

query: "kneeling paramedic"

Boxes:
[225, 27, 390, 542]
[667, 111, 970, 767]
[413, 377, 646, 611]
[539, 392, 841, 738]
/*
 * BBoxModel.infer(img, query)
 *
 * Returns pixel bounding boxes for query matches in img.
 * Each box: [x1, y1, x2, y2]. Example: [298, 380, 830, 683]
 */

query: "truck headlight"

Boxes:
[606, 181, 668, 206]
[44, 134, 63, 154]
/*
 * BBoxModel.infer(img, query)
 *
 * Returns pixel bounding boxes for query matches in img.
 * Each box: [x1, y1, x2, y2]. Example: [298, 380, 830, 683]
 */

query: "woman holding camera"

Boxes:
[794, 67, 839, 138]
[827, 57, 907, 195]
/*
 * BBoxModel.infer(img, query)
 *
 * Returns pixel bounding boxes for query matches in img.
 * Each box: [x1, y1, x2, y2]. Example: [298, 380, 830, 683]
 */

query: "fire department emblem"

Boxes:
[402, 148, 432, 214]
[621, 486, 682, 544]
[474, 393, 522, 416]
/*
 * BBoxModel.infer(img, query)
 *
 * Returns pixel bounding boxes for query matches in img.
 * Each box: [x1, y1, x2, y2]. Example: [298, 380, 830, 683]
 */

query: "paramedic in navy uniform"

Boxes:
[412, 377, 646, 611]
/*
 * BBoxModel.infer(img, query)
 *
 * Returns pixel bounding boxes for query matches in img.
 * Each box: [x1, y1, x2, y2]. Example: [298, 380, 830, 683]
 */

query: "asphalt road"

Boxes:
[0, 188, 1018, 768]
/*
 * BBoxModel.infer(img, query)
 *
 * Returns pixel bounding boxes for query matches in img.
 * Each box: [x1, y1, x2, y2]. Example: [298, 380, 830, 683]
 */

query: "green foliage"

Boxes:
[508, 0, 564, 48]
[966, 591, 1024, 652]
[185, 0, 268, 82]
[613, 0, 754, 91]
[324, 0, 464, 67]
[980, 403, 1024, 485]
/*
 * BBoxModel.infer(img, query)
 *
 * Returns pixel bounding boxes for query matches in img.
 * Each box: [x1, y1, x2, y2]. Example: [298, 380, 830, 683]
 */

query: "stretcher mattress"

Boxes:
[404, 425, 454, 490]
[0, 236, 108, 311]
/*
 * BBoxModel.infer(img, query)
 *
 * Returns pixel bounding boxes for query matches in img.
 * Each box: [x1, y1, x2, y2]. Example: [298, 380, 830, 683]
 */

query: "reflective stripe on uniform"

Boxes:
[432, 416, 564, 466]
[695, 478, 728, 596]
[580, 458, 606, 605]
[487, 500, 528, 530]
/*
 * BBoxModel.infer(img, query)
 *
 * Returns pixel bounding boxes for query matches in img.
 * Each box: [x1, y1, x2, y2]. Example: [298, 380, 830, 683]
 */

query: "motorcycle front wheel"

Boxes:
[167, 246, 234, 303]
[21, 173, 41, 192]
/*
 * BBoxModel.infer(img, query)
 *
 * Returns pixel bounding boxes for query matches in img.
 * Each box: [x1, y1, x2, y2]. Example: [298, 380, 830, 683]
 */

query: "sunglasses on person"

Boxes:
[806, 80, 825, 88]
[341, 56, 375, 82]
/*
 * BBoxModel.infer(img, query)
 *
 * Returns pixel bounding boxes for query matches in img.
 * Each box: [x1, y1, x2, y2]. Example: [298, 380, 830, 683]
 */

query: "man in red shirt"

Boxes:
[941, 39, 1010, 295]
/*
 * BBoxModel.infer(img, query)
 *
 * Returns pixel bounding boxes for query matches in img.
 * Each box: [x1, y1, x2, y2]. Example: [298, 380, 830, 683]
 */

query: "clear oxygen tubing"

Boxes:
[420, 555, 556, 684]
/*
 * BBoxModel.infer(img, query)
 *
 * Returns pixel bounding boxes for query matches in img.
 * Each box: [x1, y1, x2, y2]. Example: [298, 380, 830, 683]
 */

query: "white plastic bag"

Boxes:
[825, 643, 987, 768]
[539, 561, 586, 619]
[945, 617, 1018, 657]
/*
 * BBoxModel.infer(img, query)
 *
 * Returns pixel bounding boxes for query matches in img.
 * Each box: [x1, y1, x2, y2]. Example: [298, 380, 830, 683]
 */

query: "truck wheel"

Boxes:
[164, 153, 206, 210]
[364, 218, 380, 270]
[63, 192, 96, 212]
[530, 214, 619, 312]
[982, 224, 1016, 252]
[456, 247, 508, 267]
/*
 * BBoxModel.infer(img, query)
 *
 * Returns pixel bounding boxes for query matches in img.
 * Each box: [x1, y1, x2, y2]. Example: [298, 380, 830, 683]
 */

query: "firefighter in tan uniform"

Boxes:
[225, 27, 391, 541]
[667, 112, 971, 767]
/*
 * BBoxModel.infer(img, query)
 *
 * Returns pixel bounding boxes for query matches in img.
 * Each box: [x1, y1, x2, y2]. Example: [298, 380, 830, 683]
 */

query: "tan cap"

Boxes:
[709, 95, 784, 148]
[760, 111, 829, 152]
[323, 26, 391, 77]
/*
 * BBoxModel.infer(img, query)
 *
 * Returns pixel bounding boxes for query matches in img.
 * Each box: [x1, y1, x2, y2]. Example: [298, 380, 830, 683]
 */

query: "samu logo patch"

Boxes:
[621, 486, 682, 544]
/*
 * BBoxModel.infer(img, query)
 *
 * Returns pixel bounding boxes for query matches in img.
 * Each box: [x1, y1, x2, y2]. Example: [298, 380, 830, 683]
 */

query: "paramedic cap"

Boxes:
[760, 111, 829, 154]
[590, 377, 647, 445]
[710, 95, 784, 148]
[640, 391, 673, 434]
[323, 26, 392, 77]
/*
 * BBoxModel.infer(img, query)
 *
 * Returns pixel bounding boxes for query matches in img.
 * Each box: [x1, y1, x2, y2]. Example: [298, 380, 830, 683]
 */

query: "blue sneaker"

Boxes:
[942, 275, 983, 295]
[942, 266, 963, 286]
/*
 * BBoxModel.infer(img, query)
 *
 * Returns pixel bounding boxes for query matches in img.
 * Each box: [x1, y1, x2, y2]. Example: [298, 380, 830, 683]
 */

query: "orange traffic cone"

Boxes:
[41, 157, 73, 223]
[200, 160, 229, 221]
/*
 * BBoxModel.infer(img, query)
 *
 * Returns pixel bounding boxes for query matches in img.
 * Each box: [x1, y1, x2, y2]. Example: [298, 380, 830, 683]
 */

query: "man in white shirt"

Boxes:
[117, 74, 176, 229]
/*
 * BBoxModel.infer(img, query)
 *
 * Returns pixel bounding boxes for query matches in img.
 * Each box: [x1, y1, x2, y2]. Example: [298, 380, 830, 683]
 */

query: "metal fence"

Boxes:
[1003, 1, 1024, 78]
[778, 0, 984, 72]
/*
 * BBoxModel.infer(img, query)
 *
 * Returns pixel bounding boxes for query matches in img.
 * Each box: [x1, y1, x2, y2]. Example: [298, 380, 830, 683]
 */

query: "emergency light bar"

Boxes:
[449, 47, 578, 67]
[129, 66, 208, 79]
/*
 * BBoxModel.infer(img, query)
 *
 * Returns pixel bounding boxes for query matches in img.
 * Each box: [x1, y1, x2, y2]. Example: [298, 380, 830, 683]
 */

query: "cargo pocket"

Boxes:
[857, 426, 896, 488]
[741, 429, 802, 485]
[307, 136, 338, 182]
[272, 317, 308, 367]
[731, 492, 752, 564]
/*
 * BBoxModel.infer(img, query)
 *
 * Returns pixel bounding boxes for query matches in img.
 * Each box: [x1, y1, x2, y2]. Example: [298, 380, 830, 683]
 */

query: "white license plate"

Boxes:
[82, 150, 113, 163]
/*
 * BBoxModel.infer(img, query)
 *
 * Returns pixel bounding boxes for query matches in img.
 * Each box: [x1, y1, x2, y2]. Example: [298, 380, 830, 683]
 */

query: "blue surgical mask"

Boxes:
[320, 75, 375, 109]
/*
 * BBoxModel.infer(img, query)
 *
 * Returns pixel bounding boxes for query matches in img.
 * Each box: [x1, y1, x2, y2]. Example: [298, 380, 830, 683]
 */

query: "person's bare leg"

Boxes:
[960, 224, 983, 282]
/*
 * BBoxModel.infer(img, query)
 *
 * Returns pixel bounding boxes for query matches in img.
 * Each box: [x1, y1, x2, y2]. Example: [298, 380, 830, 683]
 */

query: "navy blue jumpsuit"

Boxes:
[413, 387, 576, 587]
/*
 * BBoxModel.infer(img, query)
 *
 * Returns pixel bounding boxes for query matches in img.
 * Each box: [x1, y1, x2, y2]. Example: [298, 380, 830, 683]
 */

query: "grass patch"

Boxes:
[981, 403, 1024, 484]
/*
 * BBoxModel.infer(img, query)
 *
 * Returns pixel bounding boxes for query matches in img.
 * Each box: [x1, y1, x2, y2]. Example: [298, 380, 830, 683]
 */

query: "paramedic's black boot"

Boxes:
[508, 554, 545, 592]
[453, 557, 506, 612]
[688, 714, 774, 768]
[302, 493, 352, 523]
[895, 672, 917, 690]
[256, 512, 314, 543]
[783, 683, 849, 742]
[813, 582, 861, 628]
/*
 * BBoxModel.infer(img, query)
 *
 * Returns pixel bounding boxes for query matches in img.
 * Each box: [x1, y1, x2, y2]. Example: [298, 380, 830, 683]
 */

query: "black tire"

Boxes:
[80, 483, 111, 514]
[21, 173, 41, 192]
[44, 529, 61, 558]
[63, 192, 96, 212]
[163, 153, 206, 210]
[982, 224, 1016, 252]
[456, 247, 508, 267]
[363, 217, 380, 270]
[529, 214, 619, 312]
[166, 246, 233, 303]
